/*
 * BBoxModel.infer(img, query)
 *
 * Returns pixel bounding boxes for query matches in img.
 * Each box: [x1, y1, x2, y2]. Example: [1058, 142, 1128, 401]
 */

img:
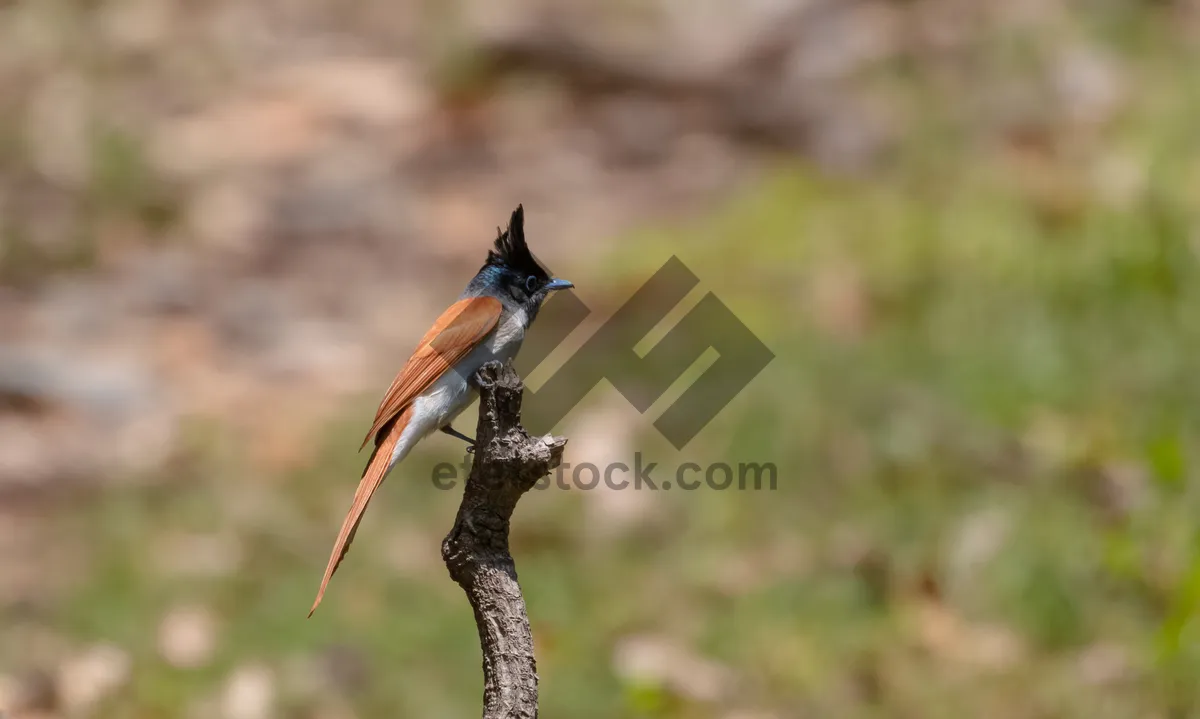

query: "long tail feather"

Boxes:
[308, 407, 411, 617]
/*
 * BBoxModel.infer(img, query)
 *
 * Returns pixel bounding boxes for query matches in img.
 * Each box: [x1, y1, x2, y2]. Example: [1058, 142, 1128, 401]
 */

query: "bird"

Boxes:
[308, 205, 573, 617]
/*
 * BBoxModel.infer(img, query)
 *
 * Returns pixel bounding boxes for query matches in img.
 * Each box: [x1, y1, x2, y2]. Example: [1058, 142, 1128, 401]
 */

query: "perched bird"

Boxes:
[307, 205, 573, 617]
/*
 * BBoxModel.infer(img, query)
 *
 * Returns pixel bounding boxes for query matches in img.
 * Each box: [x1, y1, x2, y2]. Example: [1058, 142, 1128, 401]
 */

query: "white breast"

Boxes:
[490, 307, 527, 354]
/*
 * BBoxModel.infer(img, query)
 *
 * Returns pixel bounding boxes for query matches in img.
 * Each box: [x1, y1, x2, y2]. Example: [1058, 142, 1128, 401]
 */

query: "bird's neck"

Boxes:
[460, 271, 540, 329]
[460, 265, 505, 299]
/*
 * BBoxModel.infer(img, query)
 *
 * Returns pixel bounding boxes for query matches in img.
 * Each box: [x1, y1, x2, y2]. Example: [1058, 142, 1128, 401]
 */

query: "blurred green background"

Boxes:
[2, 0, 1200, 717]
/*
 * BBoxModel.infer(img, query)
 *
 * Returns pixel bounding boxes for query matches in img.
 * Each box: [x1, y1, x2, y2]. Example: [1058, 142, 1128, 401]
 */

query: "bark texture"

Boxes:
[442, 360, 567, 719]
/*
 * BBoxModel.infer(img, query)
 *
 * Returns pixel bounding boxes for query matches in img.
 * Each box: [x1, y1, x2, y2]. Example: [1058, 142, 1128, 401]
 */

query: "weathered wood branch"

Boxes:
[442, 360, 567, 719]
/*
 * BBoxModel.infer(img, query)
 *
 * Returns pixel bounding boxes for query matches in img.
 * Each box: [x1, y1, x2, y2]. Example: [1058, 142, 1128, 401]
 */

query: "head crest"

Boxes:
[485, 204, 549, 279]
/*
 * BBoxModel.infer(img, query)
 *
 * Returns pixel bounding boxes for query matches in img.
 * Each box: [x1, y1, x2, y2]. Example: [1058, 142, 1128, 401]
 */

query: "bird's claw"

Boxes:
[441, 425, 477, 449]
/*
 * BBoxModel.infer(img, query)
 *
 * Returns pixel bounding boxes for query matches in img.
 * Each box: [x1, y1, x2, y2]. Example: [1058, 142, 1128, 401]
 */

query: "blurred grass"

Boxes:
[20, 8, 1200, 719]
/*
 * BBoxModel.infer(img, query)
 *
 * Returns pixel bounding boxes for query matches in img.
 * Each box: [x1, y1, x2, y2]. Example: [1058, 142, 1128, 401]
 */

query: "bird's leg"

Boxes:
[441, 425, 476, 452]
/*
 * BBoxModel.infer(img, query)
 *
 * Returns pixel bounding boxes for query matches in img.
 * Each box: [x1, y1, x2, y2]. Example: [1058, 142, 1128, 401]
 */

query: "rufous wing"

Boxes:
[360, 296, 503, 450]
[308, 296, 502, 617]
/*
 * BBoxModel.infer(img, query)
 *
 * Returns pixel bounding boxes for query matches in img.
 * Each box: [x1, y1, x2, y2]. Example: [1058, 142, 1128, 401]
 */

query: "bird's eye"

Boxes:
[525, 276, 538, 292]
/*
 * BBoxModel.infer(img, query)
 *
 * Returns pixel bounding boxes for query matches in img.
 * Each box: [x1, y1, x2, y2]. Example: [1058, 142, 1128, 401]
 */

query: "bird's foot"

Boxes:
[441, 425, 476, 453]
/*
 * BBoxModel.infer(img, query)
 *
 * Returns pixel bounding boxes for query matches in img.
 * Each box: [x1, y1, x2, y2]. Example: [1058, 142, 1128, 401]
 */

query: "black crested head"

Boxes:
[484, 205, 550, 281]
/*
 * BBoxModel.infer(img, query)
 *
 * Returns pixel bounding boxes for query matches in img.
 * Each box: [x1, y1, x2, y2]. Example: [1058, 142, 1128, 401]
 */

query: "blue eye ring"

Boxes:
[525, 276, 538, 292]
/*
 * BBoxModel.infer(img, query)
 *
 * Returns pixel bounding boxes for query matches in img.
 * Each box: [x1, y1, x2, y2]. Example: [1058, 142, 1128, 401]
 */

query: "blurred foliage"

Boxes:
[5, 1, 1200, 719]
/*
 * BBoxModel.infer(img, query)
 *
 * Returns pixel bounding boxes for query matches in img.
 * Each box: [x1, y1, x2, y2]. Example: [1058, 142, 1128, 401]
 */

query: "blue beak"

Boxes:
[545, 278, 574, 291]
